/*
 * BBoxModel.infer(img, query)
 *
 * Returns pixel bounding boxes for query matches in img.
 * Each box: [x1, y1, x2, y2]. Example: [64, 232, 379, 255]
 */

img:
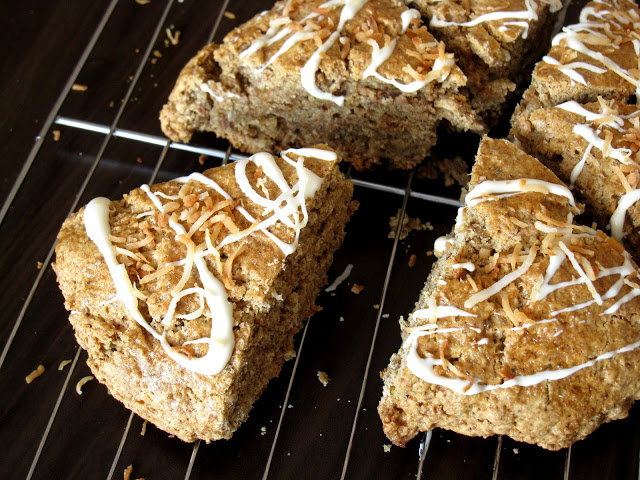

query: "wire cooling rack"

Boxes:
[1, 1, 639, 479]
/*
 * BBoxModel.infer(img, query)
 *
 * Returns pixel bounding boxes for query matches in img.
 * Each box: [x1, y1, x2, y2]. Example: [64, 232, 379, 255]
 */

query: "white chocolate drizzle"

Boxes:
[240, 1, 454, 103]
[83, 147, 336, 375]
[465, 178, 577, 209]
[404, 175, 640, 395]
[547, 1, 640, 96]
[429, 0, 540, 39]
[556, 100, 640, 242]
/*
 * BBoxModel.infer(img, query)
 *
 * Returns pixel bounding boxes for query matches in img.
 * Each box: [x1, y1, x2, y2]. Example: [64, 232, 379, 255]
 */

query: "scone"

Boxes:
[513, 0, 640, 119]
[160, 0, 485, 170]
[53, 146, 356, 442]
[407, 0, 564, 124]
[378, 138, 640, 450]
[512, 99, 640, 260]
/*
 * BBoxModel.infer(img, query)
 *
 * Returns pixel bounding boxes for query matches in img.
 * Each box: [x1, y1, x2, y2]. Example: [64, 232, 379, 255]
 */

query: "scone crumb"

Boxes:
[383, 444, 392, 452]
[25, 364, 45, 384]
[513, 448, 519, 454]
[261, 426, 267, 436]
[351, 284, 364, 294]
[52, 130, 61, 142]
[408, 254, 417, 267]
[153, 49, 162, 58]
[124, 465, 133, 480]
[198, 154, 208, 165]
[71, 83, 88, 92]
[224, 11, 236, 19]
[76, 375, 94, 394]
[389, 209, 433, 240]
[317, 371, 330, 386]
[141, 420, 148, 436]
[135, 0, 150, 4]
[166, 27, 181, 46]
[58, 359, 72, 371]
[36, 261, 43, 269]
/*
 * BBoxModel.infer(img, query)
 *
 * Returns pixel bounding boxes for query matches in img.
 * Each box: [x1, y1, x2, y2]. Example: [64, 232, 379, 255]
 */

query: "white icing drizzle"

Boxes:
[541, 56, 607, 85]
[406, 330, 640, 396]
[464, 247, 537, 308]
[83, 148, 336, 375]
[401, 9, 421, 32]
[610, 189, 640, 241]
[555, 101, 640, 242]
[451, 262, 476, 271]
[240, 1, 452, 103]
[434, 235, 453, 254]
[404, 174, 640, 395]
[200, 83, 239, 101]
[549, 3, 640, 96]
[466, 178, 576, 209]
[430, 0, 540, 39]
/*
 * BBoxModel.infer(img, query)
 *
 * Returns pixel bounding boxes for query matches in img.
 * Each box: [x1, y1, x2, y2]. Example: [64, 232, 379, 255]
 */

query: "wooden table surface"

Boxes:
[1, 1, 639, 479]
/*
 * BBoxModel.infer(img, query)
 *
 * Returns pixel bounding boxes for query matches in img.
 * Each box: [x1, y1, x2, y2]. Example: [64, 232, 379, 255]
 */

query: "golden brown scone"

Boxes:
[54, 145, 356, 442]
[513, 0, 640, 120]
[512, 99, 640, 261]
[379, 138, 640, 451]
[407, 0, 563, 124]
[160, 0, 485, 170]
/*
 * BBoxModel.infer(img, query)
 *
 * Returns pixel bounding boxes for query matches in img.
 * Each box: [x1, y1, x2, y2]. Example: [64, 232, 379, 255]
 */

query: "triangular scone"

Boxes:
[378, 138, 640, 451]
[53, 146, 356, 442]
[160, 0, 484, 170]
[513, 0, 640, 119]
[512, 99, 640, 260]
[407, 0, 564, 123]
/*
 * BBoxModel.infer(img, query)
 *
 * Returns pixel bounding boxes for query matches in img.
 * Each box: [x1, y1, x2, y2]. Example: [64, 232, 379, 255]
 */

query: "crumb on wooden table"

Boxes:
[166, 26, 181, 45]
[25, 364, 45, 384]
[317, 371, 330, 387]
[389, 209, 433, 240]
[58, 359, 72, 371]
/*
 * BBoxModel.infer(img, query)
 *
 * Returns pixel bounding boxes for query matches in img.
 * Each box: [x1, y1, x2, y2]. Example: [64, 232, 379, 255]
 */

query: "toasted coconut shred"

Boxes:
[25, 365, 45, 384]
[83, 148, 338, 375]
[76, 375, 94, 394]
[404, 177, 640, 396]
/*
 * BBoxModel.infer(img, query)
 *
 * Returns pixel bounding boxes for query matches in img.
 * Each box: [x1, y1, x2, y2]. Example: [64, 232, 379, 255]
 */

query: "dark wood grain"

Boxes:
[0, 1, 110, 207]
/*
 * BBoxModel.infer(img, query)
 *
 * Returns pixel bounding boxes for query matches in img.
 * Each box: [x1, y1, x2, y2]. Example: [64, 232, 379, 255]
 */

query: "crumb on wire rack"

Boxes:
[58, 359, 72, 371]
[25, 364, 45, 384]
[317, 371, 330, 387]
[389, 209, 433, 240]
[76, 375, 94, 395]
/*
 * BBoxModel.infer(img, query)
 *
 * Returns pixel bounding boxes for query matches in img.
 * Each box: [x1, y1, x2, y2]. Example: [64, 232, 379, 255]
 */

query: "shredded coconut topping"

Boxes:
[83, 148, 336, 375]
